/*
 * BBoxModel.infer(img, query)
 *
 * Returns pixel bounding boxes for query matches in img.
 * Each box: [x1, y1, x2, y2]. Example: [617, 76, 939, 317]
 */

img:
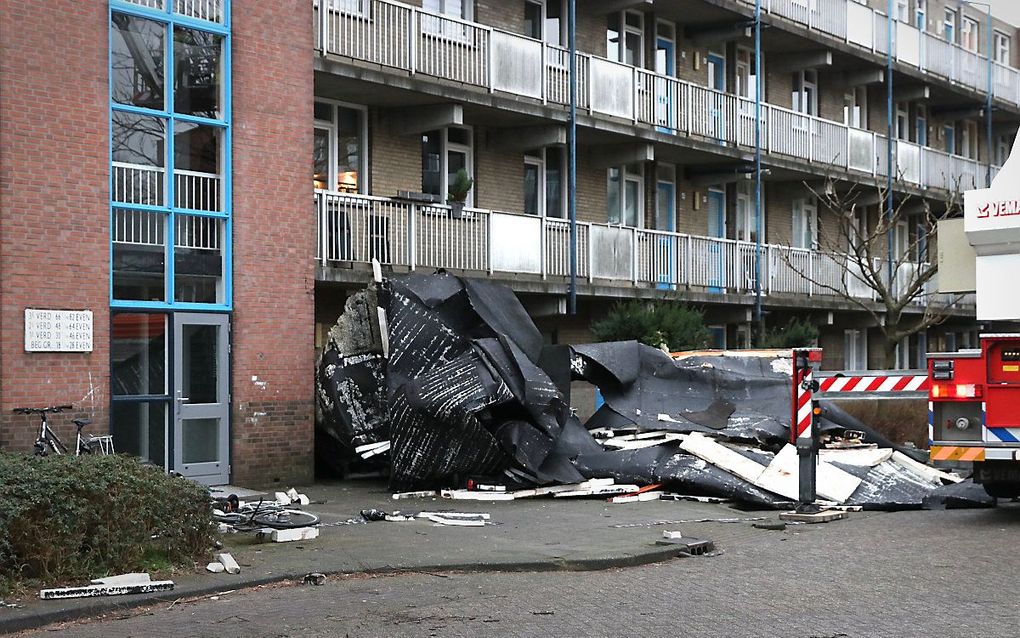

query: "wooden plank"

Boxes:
[819, 447, 893, 467]
[679, 432, 768, 484]
[891, 451, 963, 484]
[754, 444, 862, 504]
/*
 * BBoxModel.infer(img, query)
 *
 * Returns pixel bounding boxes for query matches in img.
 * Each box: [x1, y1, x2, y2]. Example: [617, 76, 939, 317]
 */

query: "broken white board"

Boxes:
[40, 581, 174, 600]
[440, 489, 515, 501]
[755, 444, 863, 504]
[553, 484, 640, 498]
[891, 451, 963, 484]
[90, 573, 151, 586]
[819, 447, 893, 467]
[609, 490, 665, 503]
[679, 432, 768, 485]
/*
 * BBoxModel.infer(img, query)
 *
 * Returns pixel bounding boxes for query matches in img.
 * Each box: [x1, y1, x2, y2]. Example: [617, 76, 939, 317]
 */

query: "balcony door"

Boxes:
[707, 188, 726, 292]
[173, 313, 229, 485]
[708, 52, 726, 142]
[655, 21, 676, 133]
[655, 164, 676, 289]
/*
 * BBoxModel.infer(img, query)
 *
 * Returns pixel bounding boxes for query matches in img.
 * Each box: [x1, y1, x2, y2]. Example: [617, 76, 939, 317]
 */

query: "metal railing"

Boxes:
[316, 191, 973, 309]
[314, 0, 998, 193]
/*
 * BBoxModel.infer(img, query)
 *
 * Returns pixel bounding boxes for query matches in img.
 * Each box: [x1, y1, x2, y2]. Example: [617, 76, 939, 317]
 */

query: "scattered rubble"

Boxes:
[315, 271, 980, 511]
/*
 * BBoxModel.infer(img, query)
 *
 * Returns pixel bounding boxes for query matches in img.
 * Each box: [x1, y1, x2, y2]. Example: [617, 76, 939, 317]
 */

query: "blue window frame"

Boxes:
[109, 0, 232, 311]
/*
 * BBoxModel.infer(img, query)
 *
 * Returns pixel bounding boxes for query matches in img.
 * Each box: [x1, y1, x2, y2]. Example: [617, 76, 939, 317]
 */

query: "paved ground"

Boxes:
[10, 496, 1020, 637]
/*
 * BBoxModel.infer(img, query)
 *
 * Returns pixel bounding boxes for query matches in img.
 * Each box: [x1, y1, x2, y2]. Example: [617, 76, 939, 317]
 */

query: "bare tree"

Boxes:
[780, 176, 965, 369]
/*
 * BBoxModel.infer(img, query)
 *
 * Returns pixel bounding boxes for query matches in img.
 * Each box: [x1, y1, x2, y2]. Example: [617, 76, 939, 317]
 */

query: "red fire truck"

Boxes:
[930, 136, 1020, 498]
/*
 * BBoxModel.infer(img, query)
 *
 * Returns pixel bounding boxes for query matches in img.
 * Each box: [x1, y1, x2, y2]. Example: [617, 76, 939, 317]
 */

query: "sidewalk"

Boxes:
[0, 479, 774, 634]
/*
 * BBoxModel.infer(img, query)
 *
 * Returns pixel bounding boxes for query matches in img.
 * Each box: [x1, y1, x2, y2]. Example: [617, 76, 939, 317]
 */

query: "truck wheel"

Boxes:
[982, 482, 1020, 499]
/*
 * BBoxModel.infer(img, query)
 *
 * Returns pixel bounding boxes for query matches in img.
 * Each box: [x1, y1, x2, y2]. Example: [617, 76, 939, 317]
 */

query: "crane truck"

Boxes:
[930, 133, 1020, 498]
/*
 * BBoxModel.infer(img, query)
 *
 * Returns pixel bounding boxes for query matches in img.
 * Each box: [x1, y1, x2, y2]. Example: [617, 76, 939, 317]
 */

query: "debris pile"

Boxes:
[316, 272, 985, 510]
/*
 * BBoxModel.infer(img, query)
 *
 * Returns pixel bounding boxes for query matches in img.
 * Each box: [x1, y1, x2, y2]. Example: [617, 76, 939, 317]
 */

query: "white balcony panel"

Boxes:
[846, 2, 874, 49]
[895, 23, 921, 68]
[922, 33, 955, 80]
[491, 32, 542, 99]
[993, 62, 1018, 103]
[590, 226, 633, 280]
[896, 141, 921, 184]
[590, 59, 634, 120]
[490, 213, 542, 274]
[320, 0, 412, 70]
[874, 12, 890, 56]
[848, 129, 875, 173]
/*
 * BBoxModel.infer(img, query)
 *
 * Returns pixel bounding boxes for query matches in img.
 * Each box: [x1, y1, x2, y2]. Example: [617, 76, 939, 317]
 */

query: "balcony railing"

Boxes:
[738, 0, 1020, 106]
[314, 0, 997, 194]
[315, 191, 973, 309]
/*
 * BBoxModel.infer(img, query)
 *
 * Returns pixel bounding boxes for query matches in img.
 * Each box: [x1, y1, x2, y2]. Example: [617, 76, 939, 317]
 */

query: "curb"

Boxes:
[0, 545, 685, 634]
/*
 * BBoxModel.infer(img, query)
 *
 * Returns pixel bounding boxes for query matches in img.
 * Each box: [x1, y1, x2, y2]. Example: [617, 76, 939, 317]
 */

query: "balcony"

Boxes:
[314, 0, 998, 194]
[736, 0, 1020, 106]
[315, 190, 970, 310]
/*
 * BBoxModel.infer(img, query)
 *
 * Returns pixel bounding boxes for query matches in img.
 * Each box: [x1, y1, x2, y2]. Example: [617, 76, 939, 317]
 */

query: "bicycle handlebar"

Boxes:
[13, 405, 74, 414]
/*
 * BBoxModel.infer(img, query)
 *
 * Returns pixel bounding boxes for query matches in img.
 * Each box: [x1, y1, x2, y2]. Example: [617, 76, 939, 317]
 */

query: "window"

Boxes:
[960, 120, 978, 159]
[110, 9, 229, 307]
[995, 31, 1011, 64]
[915, 104, 927, 146]
[915, 0, 926, 31]
[792, 70, 818, 115]
[896, 0, 908, 23]
[523, 147, 565, 218]
[792, 198, 817, 249]
[423, 0, 471, 20]
[421, 127, 474, 205]
[607, 11, 643, 66]
[524, 0, 565, 45]
[844, 329, 868, 370]
[313, 100, 368, 194]
[844, 85, 867, 128]
[895, 101, 909, 141]
[943, 8, 956, 43]
[655, 164, 676, 231]
[944, 124, 956, 155]
[734, 182, 759, 242]
[962, 16, 978, 52]
[736, 48, 757, 100]
[655, 21, 676, 77]
[998, 134, 1015, 166]
[607, 164, 643, 227]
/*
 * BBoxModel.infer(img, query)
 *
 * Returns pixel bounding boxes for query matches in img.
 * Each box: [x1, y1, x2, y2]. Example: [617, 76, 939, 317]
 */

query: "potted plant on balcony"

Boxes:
[447, 168, 473, 219]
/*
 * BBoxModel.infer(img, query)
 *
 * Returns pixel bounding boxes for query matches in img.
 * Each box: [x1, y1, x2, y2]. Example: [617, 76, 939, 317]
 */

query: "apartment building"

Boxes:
[0, 0, 1016, 483]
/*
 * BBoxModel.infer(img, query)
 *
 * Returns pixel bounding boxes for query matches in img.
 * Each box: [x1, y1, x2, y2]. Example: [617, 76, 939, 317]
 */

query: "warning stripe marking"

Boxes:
[929, 446, 985, 462]
[819, 375, 928, 394]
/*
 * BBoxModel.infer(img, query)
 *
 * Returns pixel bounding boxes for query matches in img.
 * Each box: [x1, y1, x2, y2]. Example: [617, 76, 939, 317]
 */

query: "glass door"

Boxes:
[707, 188, 726, 292]
[655, 22, 676, 133]
[173, 313, 229, 485]
[655, 164, 676, 289]
[708, 53, 726, 142]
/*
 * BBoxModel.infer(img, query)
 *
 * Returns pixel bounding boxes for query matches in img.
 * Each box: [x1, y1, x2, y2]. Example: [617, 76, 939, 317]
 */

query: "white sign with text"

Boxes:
[24, 309, 93, 352]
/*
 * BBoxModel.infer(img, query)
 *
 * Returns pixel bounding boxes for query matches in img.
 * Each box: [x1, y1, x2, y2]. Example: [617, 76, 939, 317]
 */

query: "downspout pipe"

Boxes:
[754, 0, 764, 343]
[568, 0, 578, 315]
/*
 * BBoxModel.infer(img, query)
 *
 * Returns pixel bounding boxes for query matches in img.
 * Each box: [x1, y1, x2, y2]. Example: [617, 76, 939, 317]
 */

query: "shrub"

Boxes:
[591, 301, 710, 352]
[761, 317, 820, 349]
[0, 453, 215, 592]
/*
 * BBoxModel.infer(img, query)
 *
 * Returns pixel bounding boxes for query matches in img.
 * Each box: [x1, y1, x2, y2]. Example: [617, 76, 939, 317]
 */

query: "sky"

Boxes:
[988, 0, 1020, 28]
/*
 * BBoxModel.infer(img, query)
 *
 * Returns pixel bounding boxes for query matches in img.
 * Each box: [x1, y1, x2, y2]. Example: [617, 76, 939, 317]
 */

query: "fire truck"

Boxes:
[929, 134, 1020, 498]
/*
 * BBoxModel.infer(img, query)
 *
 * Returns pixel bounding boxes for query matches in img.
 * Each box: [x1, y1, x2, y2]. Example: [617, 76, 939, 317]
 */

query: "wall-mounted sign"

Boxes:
[24, 309, 93, 352]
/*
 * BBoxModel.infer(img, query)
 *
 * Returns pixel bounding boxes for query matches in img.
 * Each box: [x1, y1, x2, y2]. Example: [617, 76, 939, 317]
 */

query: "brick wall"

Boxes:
[0, 0, 110, 449]
[231, 1, 316, 486]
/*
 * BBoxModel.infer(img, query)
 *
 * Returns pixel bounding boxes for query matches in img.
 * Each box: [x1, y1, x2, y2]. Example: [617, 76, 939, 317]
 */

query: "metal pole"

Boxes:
[754, 0, 764, 344]
[986, 6, 993, 186]
[886, 0, 895, 294]
[568, 0, 578, 315]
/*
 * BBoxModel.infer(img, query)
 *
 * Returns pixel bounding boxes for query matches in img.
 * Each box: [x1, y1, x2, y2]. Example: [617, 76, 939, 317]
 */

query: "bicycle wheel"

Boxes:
[250, 510, 320, 529]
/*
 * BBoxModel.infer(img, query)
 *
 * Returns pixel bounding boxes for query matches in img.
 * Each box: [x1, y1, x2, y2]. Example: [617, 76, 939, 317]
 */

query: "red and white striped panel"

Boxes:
[818, 374, 928, 394]
[794, 368, 813, 442]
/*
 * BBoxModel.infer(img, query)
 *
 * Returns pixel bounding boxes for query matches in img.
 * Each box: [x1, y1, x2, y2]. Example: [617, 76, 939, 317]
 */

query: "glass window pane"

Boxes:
[174, 215, 224, 304]
[112, 400, 168, 468]
[524, 1, 542, 40]
[524, 163, 540, 215]
[112, 313, 168, 396]
[546, 147, 563, 219]
[314, 127, 330, 189]
[607, 168, 621, 224]
[182, 325, 220, 404]
[111, 14, 165, 110]
[625, 11, 642, 28]
[545, 0, 562, 46]
[174, 121, 222, 211]
[173, 27, 223, 118]
[337, 107, 363, 193]
[447, 150, 467, 201]
[624, 179, 640, 227]
[113, 209, 167, 302]
[607, 15, 621, 61]
[624, 32, 641, 66]
[448, 127, 470, 146]
[182, 417, 219, 464]
[112, 113, 167, 207]
[314, 101, 333, 122]
[422, 131, 442, 197]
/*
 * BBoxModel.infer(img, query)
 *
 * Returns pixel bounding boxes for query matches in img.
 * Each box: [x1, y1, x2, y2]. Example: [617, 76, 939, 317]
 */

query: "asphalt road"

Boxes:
[20, 502, 1020, 638]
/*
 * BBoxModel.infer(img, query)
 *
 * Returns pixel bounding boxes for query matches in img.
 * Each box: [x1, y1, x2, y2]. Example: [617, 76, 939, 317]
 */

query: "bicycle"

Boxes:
[212, 496, 320, 531]
[13, 405, 114, 456]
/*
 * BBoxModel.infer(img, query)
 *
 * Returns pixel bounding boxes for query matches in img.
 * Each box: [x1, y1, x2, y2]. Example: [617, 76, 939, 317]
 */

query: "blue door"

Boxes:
[708, 53, 726, 142]
[656, 177, 676, 289]
[655, 37, 676, 133]
[707, 189, 726, 293]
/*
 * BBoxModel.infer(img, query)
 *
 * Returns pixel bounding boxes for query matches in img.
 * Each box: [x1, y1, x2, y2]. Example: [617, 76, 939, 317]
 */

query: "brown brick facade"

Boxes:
[0, 0, 111, 449]
[230, 0, 316, 486]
